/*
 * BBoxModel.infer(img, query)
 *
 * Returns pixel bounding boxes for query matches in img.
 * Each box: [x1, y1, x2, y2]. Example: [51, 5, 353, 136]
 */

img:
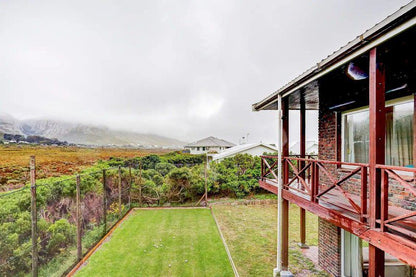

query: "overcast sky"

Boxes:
[0, 0, 411, 144]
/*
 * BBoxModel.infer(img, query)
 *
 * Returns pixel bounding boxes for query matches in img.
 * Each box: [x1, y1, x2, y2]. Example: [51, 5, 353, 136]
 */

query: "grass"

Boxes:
[75, 208, 234, 277]
[212, 203, 329, 276]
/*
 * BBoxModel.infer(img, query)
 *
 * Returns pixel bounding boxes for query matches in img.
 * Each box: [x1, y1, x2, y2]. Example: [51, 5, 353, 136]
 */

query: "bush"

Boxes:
[46, 219, 75, 256]
[155, 163, 175, 176]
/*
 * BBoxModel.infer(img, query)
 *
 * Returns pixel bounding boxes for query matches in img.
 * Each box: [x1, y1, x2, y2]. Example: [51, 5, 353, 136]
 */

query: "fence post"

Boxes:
[128, 164, 132, 209]
[139, 161, 143, 206]
[204, 157, 208, 203]
[118, 166, 122, 218]
[76, 175, 82, 261]
[102, 169, 107, 236]
[30, 156, 38, 277]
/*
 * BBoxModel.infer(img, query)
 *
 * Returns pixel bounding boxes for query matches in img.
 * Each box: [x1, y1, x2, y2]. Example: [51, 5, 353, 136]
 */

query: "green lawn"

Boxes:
[75, 208, 234, 277]
[212, 203, 328, 276]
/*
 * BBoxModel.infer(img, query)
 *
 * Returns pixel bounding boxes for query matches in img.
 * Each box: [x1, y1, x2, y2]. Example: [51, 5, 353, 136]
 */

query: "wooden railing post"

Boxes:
[380, 169, 388, 232]
[314, 162, 319, 204]
[102, 169, 107, 236]
[118, 166, 122, 218]
[261, 158, 264, 181]
[76, 175, 82, 261]
[30, 156, 38, 277]
[310, 161, 315, 202]
[361, 166, 368, 223]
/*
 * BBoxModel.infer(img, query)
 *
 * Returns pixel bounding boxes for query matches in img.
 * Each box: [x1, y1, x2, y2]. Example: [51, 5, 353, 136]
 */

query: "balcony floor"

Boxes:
[259, 178, 416, 266]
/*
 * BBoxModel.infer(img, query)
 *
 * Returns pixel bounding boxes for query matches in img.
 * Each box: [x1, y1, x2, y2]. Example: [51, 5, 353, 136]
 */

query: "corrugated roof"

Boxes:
[184, 136, 236, 147]
[253, 0, 416, 111]
[211, 143, 277, 160]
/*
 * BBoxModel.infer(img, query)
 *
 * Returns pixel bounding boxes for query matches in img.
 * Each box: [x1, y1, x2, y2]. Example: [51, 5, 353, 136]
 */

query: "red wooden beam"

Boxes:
[368, 47, 386, 277]
[281, 98, 289, 270]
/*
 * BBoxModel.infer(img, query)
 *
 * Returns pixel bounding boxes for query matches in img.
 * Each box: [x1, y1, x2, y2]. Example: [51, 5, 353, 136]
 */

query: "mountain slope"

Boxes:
[0, 114, 185, 147]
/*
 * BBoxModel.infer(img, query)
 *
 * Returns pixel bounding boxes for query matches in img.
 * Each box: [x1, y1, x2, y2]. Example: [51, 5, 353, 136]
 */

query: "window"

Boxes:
[342, 98, 413, 167]
[202, 147, 206, 151]
[197, 147, 200, 151]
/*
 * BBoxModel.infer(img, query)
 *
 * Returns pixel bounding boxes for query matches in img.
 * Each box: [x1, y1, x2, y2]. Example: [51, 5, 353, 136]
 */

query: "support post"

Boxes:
[282, 97, 290, 271]
[368, 47, 385, 277]
[30, 156, 38, 277]
[118, 166, 122, 218]
[76, 175, 82, 261]
[102, 169, 107, 236]
[299, 91, 308, 249]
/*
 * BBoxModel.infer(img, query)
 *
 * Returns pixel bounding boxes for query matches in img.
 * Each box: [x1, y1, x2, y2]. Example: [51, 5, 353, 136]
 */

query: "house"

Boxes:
[184, 136, 235, 154]
[210, 142, 277, 162]
[253, 2, 416, 277]
[289, 140, 318, 155]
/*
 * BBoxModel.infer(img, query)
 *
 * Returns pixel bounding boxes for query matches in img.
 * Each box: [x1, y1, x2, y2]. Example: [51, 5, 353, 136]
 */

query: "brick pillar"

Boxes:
[318, 218, 341, 276]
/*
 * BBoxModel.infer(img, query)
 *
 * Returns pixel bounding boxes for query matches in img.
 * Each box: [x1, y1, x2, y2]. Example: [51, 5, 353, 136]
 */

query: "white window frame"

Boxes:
[341, 95, 414, 169]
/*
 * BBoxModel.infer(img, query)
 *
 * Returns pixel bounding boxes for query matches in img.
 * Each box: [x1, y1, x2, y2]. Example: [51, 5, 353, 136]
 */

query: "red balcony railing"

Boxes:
[377, 164, 416, 240]
[260, 155, 416, 251]
[261, 155, 369, 223]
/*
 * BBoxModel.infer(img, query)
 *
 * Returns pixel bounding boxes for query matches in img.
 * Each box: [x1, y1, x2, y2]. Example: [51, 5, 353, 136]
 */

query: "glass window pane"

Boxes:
[386, 102, 413, 167]
[343, 100, 413, 166]
[344, 110, 369, 163]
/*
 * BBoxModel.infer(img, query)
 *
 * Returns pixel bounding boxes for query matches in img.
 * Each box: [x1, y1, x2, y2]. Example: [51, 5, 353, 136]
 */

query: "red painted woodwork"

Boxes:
[259, 155, 416, 269]
[281, 98, 289, 270]
[368, 47, 386, 277]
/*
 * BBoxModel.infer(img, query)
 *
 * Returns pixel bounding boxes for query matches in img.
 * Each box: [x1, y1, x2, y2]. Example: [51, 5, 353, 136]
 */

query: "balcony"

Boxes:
[259, 155, 416, 267]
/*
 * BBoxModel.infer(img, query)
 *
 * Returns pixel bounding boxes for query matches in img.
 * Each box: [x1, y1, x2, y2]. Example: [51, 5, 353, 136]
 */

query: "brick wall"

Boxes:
[317, 104, 416, 275]
[318, 108, 342, 276]
[318, 109, 338, 188]
[318, 107, 416, 208]
[318, 218, 341, 276]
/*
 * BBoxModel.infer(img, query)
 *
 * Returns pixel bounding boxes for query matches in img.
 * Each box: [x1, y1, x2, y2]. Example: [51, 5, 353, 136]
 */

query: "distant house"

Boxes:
[184, 136, 235, 154]
[211, 143, 277, 162]
[289, 140, 318, 155]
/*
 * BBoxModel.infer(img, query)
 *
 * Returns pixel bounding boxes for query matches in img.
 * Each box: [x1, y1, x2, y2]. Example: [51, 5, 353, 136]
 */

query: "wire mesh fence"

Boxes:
[0, 159, 138, 277]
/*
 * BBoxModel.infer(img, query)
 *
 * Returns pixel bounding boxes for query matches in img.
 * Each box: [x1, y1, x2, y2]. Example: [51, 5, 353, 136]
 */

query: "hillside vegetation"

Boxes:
[0, 145, 168, 191]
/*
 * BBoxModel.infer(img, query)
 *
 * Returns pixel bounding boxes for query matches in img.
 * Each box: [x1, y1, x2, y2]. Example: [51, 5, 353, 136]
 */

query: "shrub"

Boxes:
[155, 162, 175, 176]
[46, 219, 75, 256]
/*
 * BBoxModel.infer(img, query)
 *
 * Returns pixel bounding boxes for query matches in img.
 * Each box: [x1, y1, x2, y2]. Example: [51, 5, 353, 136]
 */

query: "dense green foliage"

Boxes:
[0, 151, 262, 276]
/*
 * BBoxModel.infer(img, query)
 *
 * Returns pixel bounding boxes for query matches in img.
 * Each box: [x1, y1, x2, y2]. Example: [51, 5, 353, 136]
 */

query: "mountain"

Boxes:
[0, 114, 185, 147]
[0, 113, 23, 135]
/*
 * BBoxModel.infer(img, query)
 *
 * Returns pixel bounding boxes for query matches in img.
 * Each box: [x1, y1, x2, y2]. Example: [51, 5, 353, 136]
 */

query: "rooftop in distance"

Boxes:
[184, 136, 236, 148]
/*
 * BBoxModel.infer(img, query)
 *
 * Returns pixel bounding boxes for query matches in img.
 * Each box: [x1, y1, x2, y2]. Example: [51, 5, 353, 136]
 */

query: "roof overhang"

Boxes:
[252, 1, 416, 111]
